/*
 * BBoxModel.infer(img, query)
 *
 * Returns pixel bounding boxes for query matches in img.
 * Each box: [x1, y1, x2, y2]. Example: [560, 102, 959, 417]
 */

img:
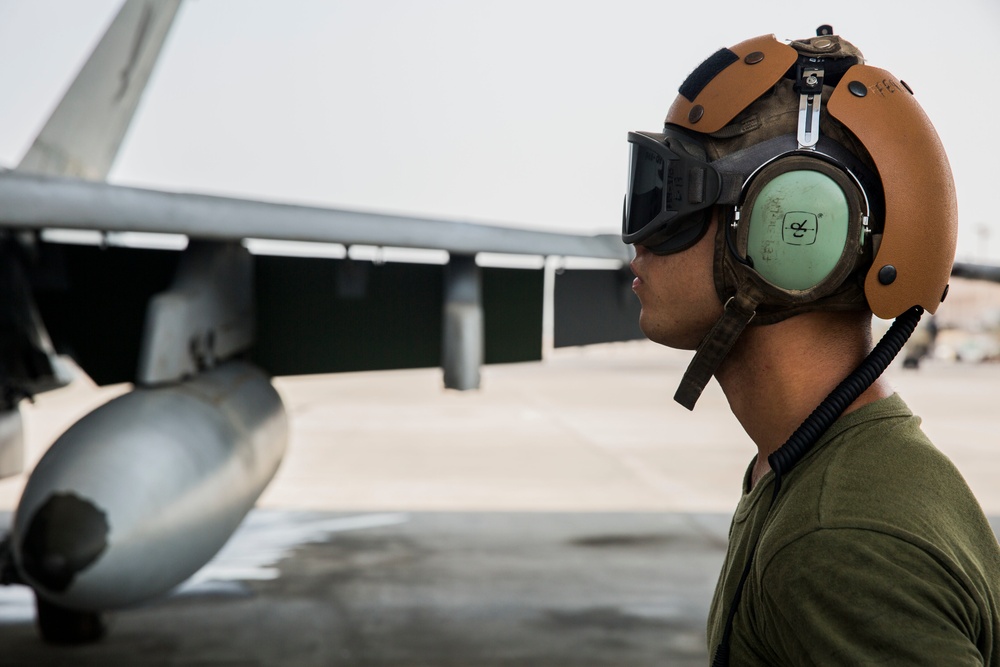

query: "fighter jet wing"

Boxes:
[0, 0, 640, 393]
[0, 170, 627, 260]
[0, 169, 638, 387]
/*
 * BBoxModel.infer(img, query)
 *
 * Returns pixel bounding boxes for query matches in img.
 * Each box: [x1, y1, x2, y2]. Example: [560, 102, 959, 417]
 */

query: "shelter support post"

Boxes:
[442, 254, 482, 390]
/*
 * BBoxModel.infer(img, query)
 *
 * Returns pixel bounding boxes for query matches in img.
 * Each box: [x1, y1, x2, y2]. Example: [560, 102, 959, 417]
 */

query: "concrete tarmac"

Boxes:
[0, 341, 997, 666]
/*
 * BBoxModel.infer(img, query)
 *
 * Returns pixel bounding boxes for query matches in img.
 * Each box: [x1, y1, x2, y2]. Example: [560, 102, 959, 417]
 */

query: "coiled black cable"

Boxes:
[711, 305, 923, 667]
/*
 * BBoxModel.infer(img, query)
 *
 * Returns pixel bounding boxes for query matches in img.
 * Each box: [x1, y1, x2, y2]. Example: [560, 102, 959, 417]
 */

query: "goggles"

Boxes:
[622, 128, 722, 255]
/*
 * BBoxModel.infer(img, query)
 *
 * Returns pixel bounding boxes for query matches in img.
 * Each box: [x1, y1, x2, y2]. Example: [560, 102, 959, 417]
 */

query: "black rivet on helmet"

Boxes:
[878, 265, 897, 285]
[744, 51, 765, 65]
[941, 283, 950, 302]
[816, 24, 833, 36]
[689, 105, 705, 124]
[901, 80, 914, 94]
[848, 81, 867, 97]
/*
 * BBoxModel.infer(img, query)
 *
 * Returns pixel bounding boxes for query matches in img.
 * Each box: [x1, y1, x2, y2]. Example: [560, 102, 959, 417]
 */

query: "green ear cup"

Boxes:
[745, 167, 851, 291]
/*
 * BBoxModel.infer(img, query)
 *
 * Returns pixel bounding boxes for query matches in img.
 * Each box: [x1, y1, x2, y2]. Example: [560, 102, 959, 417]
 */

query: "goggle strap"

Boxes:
[717, 173, 745, 206]
[674, 285, 765, 410]
[689, 168, 706, 204]
[700, 135, 799, 209]
[709, 135, 798, 183]
[707, 133, 876, 209]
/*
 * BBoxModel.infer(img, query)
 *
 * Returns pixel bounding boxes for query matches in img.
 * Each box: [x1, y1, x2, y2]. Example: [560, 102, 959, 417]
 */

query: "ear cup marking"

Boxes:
[736, 154, 867, 296]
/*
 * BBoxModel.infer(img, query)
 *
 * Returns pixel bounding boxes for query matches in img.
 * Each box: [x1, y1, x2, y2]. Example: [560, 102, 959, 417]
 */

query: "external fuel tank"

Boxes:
[10, 361, 287, 610]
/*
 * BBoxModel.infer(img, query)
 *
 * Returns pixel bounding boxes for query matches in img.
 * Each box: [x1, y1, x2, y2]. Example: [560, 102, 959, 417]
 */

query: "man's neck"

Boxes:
[713, 310, 893, 489]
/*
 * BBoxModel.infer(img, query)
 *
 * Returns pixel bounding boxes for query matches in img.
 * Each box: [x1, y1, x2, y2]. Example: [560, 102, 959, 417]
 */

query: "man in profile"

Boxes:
[623, 29, 1000, 665]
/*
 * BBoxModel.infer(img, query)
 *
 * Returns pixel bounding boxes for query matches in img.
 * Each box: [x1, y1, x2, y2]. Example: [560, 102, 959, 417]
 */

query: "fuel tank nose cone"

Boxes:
[21, 493, 109, 593]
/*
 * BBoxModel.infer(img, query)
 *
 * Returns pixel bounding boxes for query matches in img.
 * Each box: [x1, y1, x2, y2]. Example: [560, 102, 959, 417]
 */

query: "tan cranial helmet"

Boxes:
[625, 30, 958, 408]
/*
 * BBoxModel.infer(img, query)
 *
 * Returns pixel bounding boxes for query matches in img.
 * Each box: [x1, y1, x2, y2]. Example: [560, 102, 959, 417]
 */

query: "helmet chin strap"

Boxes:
[674, 281, 764, 410]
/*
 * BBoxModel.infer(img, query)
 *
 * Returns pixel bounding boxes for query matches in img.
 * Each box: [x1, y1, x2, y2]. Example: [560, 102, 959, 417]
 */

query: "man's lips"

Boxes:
[630, 260, 643, 290]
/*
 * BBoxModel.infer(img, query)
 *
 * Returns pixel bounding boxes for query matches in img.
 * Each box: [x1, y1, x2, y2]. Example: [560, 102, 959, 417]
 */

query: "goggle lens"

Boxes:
[625, 143, 665, 236]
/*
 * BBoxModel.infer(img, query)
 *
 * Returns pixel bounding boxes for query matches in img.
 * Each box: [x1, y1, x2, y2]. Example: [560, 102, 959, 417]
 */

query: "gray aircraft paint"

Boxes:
[138, 241, 255, 385]
[16, 0, 183, 180]
[0, 171, 628, 262]
[12, 361, 287, 610]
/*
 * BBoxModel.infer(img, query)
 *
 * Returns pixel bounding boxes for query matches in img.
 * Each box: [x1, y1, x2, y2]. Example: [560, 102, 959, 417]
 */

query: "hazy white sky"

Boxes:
[0, 0, 998, 261]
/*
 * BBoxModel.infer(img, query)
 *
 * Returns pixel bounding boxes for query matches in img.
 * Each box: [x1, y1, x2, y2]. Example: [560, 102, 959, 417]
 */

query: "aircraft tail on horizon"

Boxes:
[15, 0, 182, 181]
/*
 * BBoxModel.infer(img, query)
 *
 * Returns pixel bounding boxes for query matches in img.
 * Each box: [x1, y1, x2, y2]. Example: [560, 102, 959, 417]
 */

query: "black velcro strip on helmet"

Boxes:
[679, 48, 739, 102]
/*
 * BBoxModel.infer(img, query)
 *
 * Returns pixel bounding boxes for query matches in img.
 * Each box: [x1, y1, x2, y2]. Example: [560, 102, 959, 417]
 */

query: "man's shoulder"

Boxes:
[816, 392, 931, 462]
[758, 394, 994, 573]
[746, 394, 1000, 664]
[782, 393, 962, 513]
[816, 395, 957, 505]
[814, 395, 972, 525]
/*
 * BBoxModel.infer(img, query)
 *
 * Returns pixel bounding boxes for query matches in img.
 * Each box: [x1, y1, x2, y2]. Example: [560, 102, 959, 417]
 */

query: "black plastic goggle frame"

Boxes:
[622, 129, 722, 255]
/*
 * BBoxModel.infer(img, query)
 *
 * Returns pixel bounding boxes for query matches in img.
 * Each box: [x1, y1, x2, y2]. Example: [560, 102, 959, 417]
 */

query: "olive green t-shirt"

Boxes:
[708, 393, 1000, 665]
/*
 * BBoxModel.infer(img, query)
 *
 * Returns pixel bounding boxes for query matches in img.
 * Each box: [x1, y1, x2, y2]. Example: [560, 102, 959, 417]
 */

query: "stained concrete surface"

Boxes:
[0, 341, 997, 666]
[0, 510, 730, 667]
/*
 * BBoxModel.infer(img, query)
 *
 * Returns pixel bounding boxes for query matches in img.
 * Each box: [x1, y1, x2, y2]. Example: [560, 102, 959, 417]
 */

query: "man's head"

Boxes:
[623, 29, 958, 409]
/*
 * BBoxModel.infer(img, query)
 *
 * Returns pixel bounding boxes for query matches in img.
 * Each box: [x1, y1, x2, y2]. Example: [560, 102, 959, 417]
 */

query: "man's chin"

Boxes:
[638, 319, 701, 351]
